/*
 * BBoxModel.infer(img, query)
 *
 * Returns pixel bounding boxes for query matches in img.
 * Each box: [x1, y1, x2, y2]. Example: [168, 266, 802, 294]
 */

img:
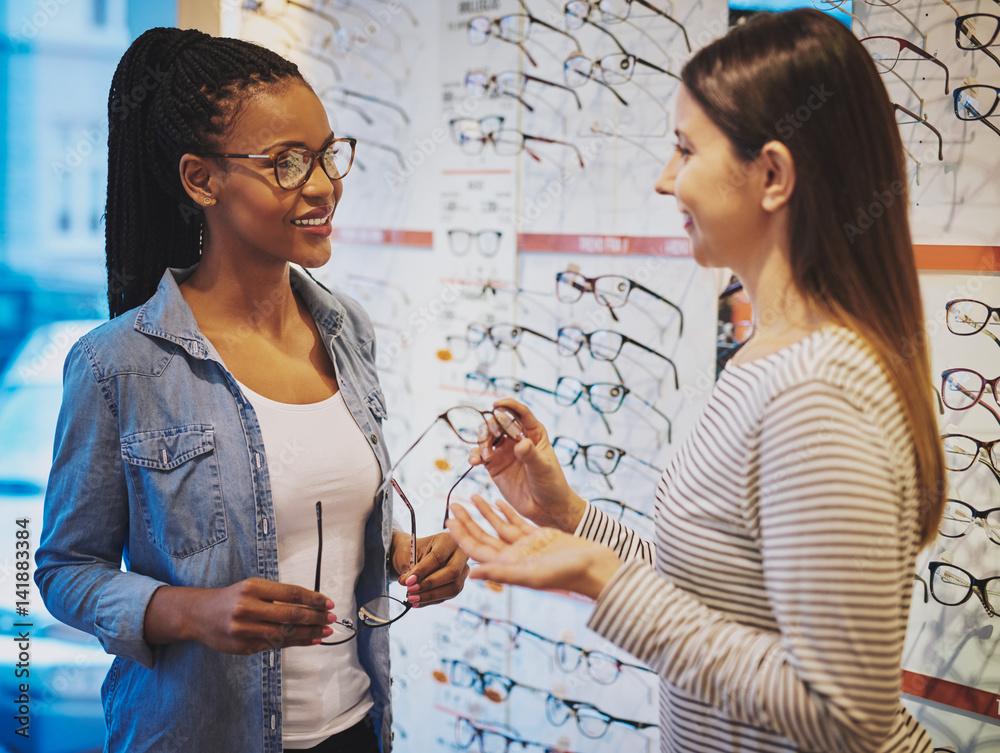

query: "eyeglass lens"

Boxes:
[941, 433, 1000, 471]
[929, 562, 1000, 616]
[947, 299, 1000, 333]
[939, 499, 1000, 544]
[278, 141, 354, 189]
[942, 368, 999, 410]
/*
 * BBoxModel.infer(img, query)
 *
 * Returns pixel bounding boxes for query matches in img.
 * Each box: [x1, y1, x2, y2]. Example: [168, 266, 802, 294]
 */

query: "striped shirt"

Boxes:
[579, 326, 932, 753]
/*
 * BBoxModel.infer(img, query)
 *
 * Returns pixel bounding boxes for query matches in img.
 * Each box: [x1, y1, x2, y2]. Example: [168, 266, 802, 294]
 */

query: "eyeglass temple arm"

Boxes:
[626, 336, 679, 389]
[524, 73, 583, 109]
[635, 55, 682, 82]
[631, 280, 684, 335]
[390, 479, 417, 570]
[522, 133, 586, 169]
[377, 417, 446, 496]
[904, 40, 950, 93]
[322, 86, 410, 124]
[314, 502, 324, 592]
[587, 67, 630, 106]
[634, 0, 692, 51]
[529, 14, 582, 51]
[630, 392, 672, 444]
[893, 103, 944, 161]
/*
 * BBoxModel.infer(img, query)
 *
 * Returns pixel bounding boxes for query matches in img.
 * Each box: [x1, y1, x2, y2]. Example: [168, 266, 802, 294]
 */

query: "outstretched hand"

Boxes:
[469, 398, 587, 532]
[446, 496, 623, 601]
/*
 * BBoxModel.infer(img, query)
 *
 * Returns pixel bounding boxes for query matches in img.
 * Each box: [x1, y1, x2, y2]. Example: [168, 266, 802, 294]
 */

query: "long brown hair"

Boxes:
[682, 8, 944, 546]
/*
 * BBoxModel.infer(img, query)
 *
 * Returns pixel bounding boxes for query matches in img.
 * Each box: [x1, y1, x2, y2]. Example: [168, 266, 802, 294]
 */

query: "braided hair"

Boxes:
[106, 28, 306, 317]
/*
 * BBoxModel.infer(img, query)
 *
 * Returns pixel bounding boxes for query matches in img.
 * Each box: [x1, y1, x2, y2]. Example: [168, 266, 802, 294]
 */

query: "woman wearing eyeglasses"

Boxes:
[34, 28, 468, 753]
[448, 9, 944, 753]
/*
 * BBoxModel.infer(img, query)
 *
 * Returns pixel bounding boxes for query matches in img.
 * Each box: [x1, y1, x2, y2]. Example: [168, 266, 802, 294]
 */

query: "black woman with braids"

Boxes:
[35, 28, 469, 753]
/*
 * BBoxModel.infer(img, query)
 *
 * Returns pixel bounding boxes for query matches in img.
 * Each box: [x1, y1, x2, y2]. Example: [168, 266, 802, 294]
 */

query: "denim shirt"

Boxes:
[34, 266, 394, 753]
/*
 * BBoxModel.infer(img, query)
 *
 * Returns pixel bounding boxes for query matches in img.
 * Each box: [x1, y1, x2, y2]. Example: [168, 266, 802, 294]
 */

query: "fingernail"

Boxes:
[327, 613, 336, 624]
[482, 444, 493, 460]
[311, 638, 322, 645]
[477, 423, 489, 440]
[407, 594, 420, 605]
[407, 583, 419, 593]
[325, 599, 335, 610]
[322, 626, 333, 636]
[405, 573, 417, 585]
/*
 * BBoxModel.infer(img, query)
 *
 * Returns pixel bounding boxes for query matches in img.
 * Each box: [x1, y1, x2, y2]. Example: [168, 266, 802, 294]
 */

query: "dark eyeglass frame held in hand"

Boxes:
[198, 136, 357, 190]
[312, 495, 412, 645]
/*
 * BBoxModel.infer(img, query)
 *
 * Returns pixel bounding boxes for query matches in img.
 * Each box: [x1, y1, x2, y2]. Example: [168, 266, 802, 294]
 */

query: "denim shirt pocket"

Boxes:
[121, 424, 227, 558]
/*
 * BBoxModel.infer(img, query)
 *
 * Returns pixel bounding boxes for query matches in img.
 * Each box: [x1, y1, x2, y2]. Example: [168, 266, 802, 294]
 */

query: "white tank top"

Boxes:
[237, 383, 380, 748]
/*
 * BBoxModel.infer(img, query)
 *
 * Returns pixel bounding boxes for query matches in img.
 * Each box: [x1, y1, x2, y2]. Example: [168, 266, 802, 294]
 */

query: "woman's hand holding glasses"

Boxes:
[389, 529, 470, 608]
[468, 398, 589, 532]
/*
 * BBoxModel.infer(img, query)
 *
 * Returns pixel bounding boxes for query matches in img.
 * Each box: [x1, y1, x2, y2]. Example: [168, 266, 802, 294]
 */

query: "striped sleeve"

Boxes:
[588, 379, 910, 753]
[574, 502, 655, 565]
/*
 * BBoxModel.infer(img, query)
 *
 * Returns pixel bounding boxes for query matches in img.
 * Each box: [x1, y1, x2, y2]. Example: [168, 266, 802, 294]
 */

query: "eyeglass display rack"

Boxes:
[225, 0, 1000, 749]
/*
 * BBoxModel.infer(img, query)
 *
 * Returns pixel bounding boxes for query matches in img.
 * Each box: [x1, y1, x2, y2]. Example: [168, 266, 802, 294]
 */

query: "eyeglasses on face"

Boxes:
[939, 498, 1000, 545]
[941, 432, 1000, 471]
[199, 137, 356, 190]
[941, 368, 1000, 412]
[557, 326, 679, 389]
[928, 560, 1000, 618]
[313, 498, 410, 645]
[555, 270, 684, 333]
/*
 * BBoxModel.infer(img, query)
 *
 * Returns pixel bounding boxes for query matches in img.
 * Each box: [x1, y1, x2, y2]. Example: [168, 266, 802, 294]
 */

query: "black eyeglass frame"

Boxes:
[928, 560, 1000, 618]
[313, 496, 412, 645]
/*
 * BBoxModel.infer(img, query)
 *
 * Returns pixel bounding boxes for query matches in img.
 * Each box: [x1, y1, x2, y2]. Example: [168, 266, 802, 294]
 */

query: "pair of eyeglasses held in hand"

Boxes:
[312, 494, 412, 645]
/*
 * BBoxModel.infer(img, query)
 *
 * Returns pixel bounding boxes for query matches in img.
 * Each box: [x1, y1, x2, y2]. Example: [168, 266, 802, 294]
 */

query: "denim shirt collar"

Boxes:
[134, 265, 346, 357]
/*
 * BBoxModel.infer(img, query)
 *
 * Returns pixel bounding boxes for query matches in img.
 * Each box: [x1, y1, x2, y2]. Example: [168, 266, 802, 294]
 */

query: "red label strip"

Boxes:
[902, 669, 1000, 719]
[518, 233, 691, 257]
[332, 228, 433, 247]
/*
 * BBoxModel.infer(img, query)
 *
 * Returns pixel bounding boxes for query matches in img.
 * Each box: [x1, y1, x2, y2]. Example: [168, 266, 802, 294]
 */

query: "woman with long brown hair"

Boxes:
[446, 8, 944, 752]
